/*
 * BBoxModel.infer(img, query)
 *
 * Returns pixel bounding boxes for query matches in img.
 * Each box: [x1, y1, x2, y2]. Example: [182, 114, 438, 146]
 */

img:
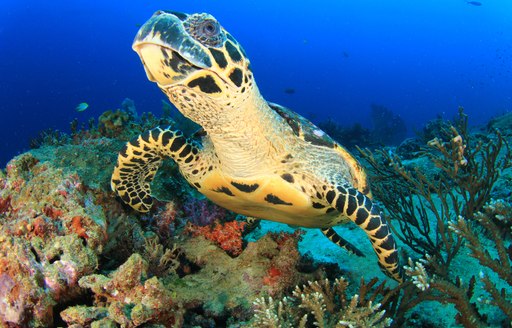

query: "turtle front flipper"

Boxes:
[326, 185, 403, 282]
[111, 126, 201, 212]
[321, 228, 365, 257]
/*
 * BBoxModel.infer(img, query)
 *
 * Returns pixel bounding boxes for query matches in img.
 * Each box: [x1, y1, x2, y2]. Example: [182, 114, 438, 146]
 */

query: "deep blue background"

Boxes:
[1, 0, 511, 167]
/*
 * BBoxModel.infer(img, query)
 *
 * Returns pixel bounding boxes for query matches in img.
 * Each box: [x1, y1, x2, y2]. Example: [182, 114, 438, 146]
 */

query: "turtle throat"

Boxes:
[203, 86, 293, 178]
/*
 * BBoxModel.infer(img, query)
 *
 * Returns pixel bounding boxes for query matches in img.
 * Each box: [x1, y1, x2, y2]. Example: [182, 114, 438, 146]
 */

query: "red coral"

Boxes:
[263, 266, 283, 286]
[260, 232, 304, 295]
[187, 221, 246, 256]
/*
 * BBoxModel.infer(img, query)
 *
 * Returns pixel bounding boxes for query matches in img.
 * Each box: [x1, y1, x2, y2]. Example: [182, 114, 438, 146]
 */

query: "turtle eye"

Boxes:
[200, 19, 220, 37]
[185, 14, 225, 48]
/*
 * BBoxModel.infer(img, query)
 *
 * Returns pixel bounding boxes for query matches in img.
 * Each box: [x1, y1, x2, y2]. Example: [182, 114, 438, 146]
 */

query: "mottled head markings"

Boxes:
[228, 68, 243, 87]
[281, 173, 295, 183]
[187, 75, 222, 93]
[209, 48, 228, 68]
[133, 10, 254, 128]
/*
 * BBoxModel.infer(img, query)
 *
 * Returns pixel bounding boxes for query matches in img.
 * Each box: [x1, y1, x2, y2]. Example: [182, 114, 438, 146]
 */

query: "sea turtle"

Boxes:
[111, 10, 402, 281]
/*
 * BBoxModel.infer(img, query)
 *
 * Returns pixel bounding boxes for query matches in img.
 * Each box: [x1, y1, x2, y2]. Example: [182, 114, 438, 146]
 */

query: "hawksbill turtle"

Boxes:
[111, 11, 402, 281]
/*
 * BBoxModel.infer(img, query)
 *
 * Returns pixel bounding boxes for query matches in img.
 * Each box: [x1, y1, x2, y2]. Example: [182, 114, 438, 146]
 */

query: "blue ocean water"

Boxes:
[1, 0, 511, 167]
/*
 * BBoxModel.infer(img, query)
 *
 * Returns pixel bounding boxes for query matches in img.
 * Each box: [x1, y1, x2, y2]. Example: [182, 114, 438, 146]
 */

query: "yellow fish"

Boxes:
[75, 102, 89, 112]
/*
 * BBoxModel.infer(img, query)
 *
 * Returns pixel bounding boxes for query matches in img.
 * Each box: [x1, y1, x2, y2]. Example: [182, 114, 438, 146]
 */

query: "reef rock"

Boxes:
[0, 153, 108, 326]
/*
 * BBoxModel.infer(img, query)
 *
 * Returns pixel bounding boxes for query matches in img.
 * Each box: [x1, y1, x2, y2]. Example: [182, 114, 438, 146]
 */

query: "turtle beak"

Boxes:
[132, 11, 212, 69]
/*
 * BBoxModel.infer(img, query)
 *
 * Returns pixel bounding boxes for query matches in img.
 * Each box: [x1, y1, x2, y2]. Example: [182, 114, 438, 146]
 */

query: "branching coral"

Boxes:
[357, 108, 512, 326]
[358, 108, 510, 276]
[251, 278, 392, 328]
[142, 237, 181, 278]
[449, 212, 512, 319]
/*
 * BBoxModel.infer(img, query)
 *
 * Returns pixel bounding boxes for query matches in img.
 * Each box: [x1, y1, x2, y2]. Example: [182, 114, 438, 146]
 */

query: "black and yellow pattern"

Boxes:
[111, 10, 404, 282]
[325, 185, 402, 281]
[111, 127, 201, 212]
[321, 228, 365, 257]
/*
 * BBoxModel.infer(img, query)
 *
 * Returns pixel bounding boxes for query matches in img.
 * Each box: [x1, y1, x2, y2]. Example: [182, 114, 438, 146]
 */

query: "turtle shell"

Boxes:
[268, 102, 371, 196]
[267, 102, 336, 148]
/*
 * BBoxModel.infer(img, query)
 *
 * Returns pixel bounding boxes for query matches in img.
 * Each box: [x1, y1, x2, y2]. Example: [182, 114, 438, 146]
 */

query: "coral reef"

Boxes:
[0, 154, 108, 326]
[62, 231, 326, 326]
[173, 230, 325, 319]
[357, 108, 512, 326]
[98, 109, 132, 138]
[121, 97, 138, 121]
[317, 119, 372, 150]
[64, 253, 184, 327]
[251, 278, 392, 327]
[2, 101, 512, 327]
[487, 111, 512, 136]
[186, 220, 246, 256]
[182, 195, 228, 227]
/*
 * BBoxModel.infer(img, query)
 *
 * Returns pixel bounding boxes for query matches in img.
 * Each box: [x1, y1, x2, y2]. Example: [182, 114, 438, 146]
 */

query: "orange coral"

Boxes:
[187, 221, 246, 256]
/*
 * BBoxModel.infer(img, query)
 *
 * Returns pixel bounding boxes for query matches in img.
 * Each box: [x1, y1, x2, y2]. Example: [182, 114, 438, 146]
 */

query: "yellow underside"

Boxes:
[199, 171, 342, 228]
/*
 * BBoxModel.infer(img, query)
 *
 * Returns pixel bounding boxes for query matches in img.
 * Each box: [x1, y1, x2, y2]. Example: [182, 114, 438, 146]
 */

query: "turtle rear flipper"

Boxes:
[321, 227, 365, 257]
[111, 127, 199, 212]
[325, 185, 403, 282]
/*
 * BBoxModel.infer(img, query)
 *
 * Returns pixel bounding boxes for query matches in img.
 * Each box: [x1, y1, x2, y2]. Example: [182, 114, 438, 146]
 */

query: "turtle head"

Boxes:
[133, 11, 254, 125]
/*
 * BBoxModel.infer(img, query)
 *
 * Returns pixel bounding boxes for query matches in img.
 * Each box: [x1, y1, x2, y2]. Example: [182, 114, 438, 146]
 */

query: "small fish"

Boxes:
[466, 1, 482, 6]
[284, 88, 296, 94]
[75, 102, 89, 112]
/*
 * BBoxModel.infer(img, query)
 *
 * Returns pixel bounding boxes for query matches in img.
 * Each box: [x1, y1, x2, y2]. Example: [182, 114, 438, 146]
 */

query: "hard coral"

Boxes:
[0, 155, 108, 326]
[251, 278, 392, 328]
[98, 109, 131, 138]
[68, 254, 184, 327]
[186, 220, 246, 256]
[0, 237, 56, 327]
[168, 231, 323, 320]
[259, 231, 303, 296]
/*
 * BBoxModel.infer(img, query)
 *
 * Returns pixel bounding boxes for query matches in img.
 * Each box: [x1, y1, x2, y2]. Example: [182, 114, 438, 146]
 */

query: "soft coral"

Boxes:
[186, 220, 246, 256]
